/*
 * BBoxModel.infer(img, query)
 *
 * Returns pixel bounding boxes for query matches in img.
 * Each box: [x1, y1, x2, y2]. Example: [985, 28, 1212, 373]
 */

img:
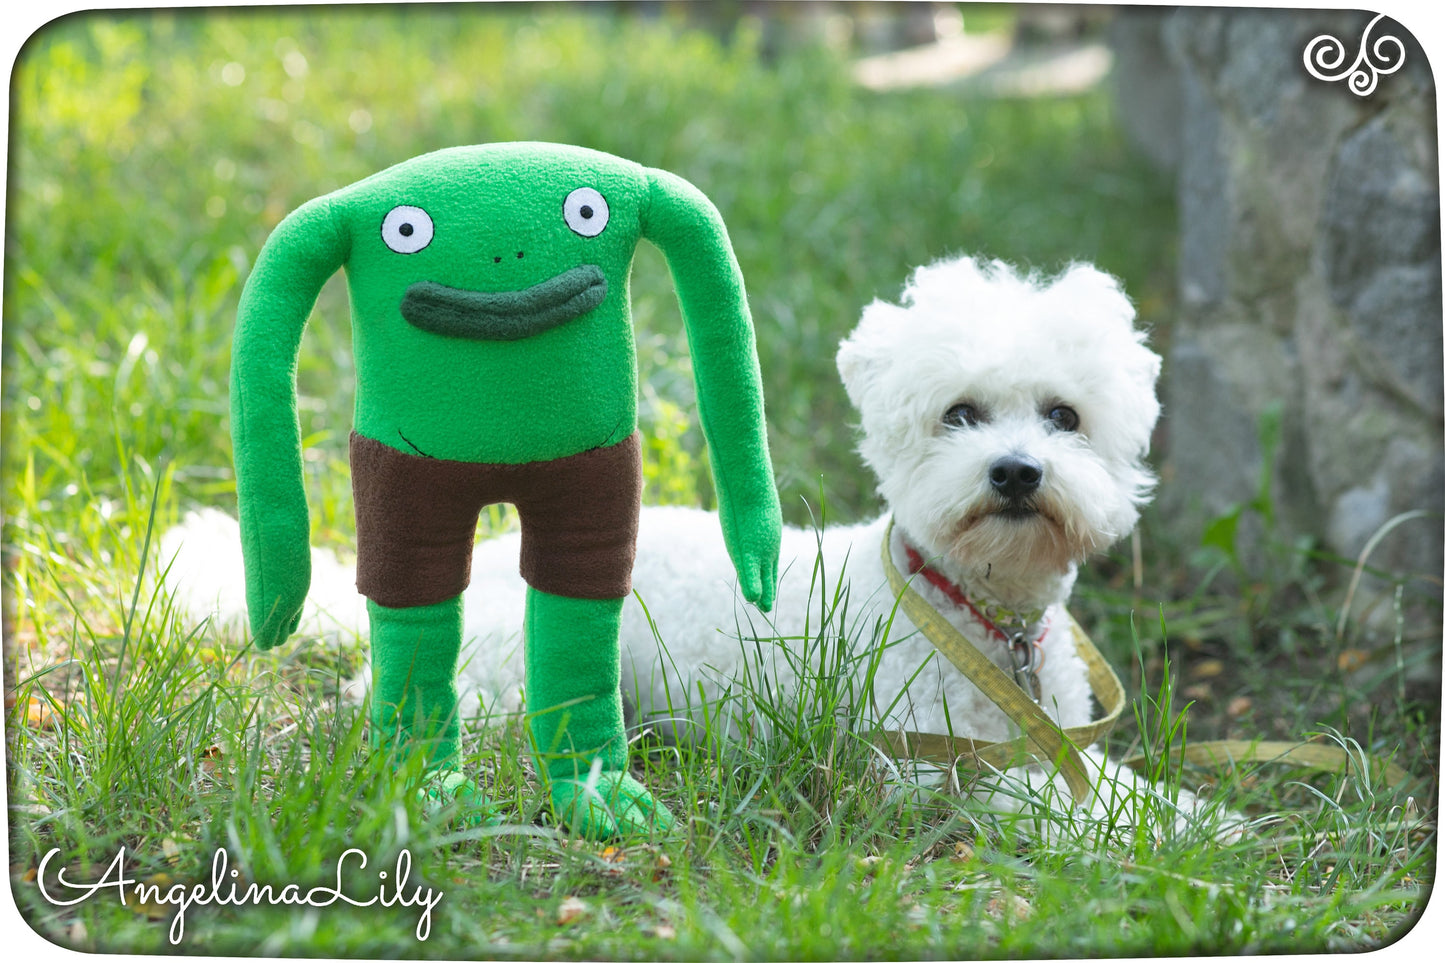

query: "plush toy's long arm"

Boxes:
[642, 168, 782, 611]
[230, 196, 349, 648]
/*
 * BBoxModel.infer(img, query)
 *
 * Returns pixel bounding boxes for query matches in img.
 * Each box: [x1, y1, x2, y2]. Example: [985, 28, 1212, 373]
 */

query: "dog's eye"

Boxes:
[943, 403, 981, 428]
[1046, 405, 1080, 432]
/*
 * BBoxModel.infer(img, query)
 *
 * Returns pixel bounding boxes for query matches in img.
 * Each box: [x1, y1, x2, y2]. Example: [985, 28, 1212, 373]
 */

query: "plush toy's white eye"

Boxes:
[563, 187, 609, 238]
[381, 205, 434, 254]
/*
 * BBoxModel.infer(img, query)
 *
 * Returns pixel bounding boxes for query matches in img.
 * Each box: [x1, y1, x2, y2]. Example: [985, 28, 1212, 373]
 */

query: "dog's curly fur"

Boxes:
[166, 255, 1190, 820]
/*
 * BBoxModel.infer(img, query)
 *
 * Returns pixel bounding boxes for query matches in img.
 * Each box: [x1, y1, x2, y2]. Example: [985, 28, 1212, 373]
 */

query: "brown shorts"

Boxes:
[351, 430, 642, 608]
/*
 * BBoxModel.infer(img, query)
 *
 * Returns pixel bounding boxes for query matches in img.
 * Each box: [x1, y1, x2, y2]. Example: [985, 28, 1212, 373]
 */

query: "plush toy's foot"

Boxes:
[549, 771, 678, 840]
[419, 769, 504, 828]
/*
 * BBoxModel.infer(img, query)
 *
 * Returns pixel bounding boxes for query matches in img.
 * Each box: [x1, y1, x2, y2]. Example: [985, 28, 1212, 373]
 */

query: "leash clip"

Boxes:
[1008, 630, 1043, 703]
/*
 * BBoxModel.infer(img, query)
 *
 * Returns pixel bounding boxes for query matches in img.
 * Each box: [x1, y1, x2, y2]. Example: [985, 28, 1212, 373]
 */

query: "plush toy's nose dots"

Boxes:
[492, 251, 526, 263]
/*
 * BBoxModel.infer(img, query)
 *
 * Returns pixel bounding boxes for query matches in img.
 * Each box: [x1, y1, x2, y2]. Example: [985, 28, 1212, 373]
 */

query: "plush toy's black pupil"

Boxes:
[579, 205, 593, 219]
[398, 223, 414, 237]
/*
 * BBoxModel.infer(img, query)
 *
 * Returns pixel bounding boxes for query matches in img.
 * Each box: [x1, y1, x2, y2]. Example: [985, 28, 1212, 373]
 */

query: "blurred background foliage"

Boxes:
[3, 3, 1173, 541]
[5, 12, 1436, 957]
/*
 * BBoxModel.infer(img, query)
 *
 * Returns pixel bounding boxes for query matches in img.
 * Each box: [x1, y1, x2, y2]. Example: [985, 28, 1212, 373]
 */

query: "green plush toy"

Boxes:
[230, 142, 781, 838]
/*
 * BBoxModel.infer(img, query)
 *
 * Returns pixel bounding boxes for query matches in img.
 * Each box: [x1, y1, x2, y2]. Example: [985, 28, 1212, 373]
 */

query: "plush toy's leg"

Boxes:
[524, 587, 676, 838]
[368, 596, 495, 822]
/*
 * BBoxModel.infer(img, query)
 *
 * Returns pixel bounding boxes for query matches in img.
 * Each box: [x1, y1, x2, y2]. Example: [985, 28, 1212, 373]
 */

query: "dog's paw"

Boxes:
[548, 771, 677, 840]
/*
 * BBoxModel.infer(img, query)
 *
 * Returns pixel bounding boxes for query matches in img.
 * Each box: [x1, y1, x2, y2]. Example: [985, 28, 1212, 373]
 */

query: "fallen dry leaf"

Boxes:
[1337, 649, 1369, 673]
[653, 923, 676, 940]
[1226, 696, 1253, 718]
[557, 896, 589, 925]
[1194, 659, 1224, 679]
[985, 893, 1033, 922]
[130, 874, 176, 920]
[25, 696, 57, 729]
[199, 745, 225, 775]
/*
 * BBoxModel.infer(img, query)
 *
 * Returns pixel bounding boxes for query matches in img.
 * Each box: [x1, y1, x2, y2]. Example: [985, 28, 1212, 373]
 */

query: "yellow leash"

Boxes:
[872, 518, 1416, 801]
[1119, 739, 1412, 789]
[875, 518, 1124, 801]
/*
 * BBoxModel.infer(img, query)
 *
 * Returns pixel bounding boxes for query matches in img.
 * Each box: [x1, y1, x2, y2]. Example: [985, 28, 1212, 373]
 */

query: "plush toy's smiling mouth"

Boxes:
[399, 264, 608, 341]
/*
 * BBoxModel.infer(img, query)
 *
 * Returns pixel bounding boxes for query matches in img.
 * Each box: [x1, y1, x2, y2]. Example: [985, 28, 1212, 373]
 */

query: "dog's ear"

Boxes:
[1049, 263, 1136, 330]
[835, 333, 871, 403]
[836, 299, 905, 408]
[1134, 347, 1163, 390]
[1051, 260, 1162, 395]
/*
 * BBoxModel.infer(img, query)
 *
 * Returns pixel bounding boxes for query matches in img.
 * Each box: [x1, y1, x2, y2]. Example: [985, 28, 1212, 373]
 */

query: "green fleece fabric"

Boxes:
[368, 596, 464, 766]
[230, 195, 348, 647]
[643, 168, 780, 609]
[229, 142, 779, 837]
[524, 588, 674, 836]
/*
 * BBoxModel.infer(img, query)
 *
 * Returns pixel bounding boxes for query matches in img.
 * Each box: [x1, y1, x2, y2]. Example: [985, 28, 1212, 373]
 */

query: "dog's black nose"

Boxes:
[989, 455, 1043, 500]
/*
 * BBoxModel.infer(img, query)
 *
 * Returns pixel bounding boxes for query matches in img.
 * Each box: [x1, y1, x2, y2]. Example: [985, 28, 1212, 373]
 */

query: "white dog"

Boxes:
[166, 255, 1192, 826]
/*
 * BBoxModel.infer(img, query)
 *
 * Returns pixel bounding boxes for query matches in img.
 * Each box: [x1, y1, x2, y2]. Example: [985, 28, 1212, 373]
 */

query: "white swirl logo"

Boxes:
[1304, 14, 1406, 97]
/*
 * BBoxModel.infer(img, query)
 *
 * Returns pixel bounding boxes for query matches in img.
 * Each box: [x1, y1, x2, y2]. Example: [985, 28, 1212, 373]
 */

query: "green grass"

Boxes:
[3, 5, 1434, 958]
[6, 495, 1432, 957]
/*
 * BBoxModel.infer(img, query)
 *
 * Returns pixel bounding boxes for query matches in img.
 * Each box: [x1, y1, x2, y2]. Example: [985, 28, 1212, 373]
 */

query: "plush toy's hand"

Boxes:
[252, 606, 303, 651]
[720, 493, 782, 613]
[241, 521, 310, 650]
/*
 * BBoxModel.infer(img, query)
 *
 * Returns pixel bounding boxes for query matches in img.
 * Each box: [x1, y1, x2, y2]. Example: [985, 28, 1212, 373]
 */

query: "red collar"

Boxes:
[901, 543, 1050, 647]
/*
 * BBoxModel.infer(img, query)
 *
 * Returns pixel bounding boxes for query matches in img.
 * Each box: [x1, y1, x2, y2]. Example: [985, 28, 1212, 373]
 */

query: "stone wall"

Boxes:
[1112, 9, 1442, 634]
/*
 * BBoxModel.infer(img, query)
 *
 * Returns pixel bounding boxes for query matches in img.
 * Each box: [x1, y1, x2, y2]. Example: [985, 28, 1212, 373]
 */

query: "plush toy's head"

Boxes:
[270, 143, 687, 464]
[230, 142, 782, 647]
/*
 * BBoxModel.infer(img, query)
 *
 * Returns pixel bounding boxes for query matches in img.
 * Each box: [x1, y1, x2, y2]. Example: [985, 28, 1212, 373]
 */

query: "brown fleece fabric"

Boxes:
[351, 431, 642, 607]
